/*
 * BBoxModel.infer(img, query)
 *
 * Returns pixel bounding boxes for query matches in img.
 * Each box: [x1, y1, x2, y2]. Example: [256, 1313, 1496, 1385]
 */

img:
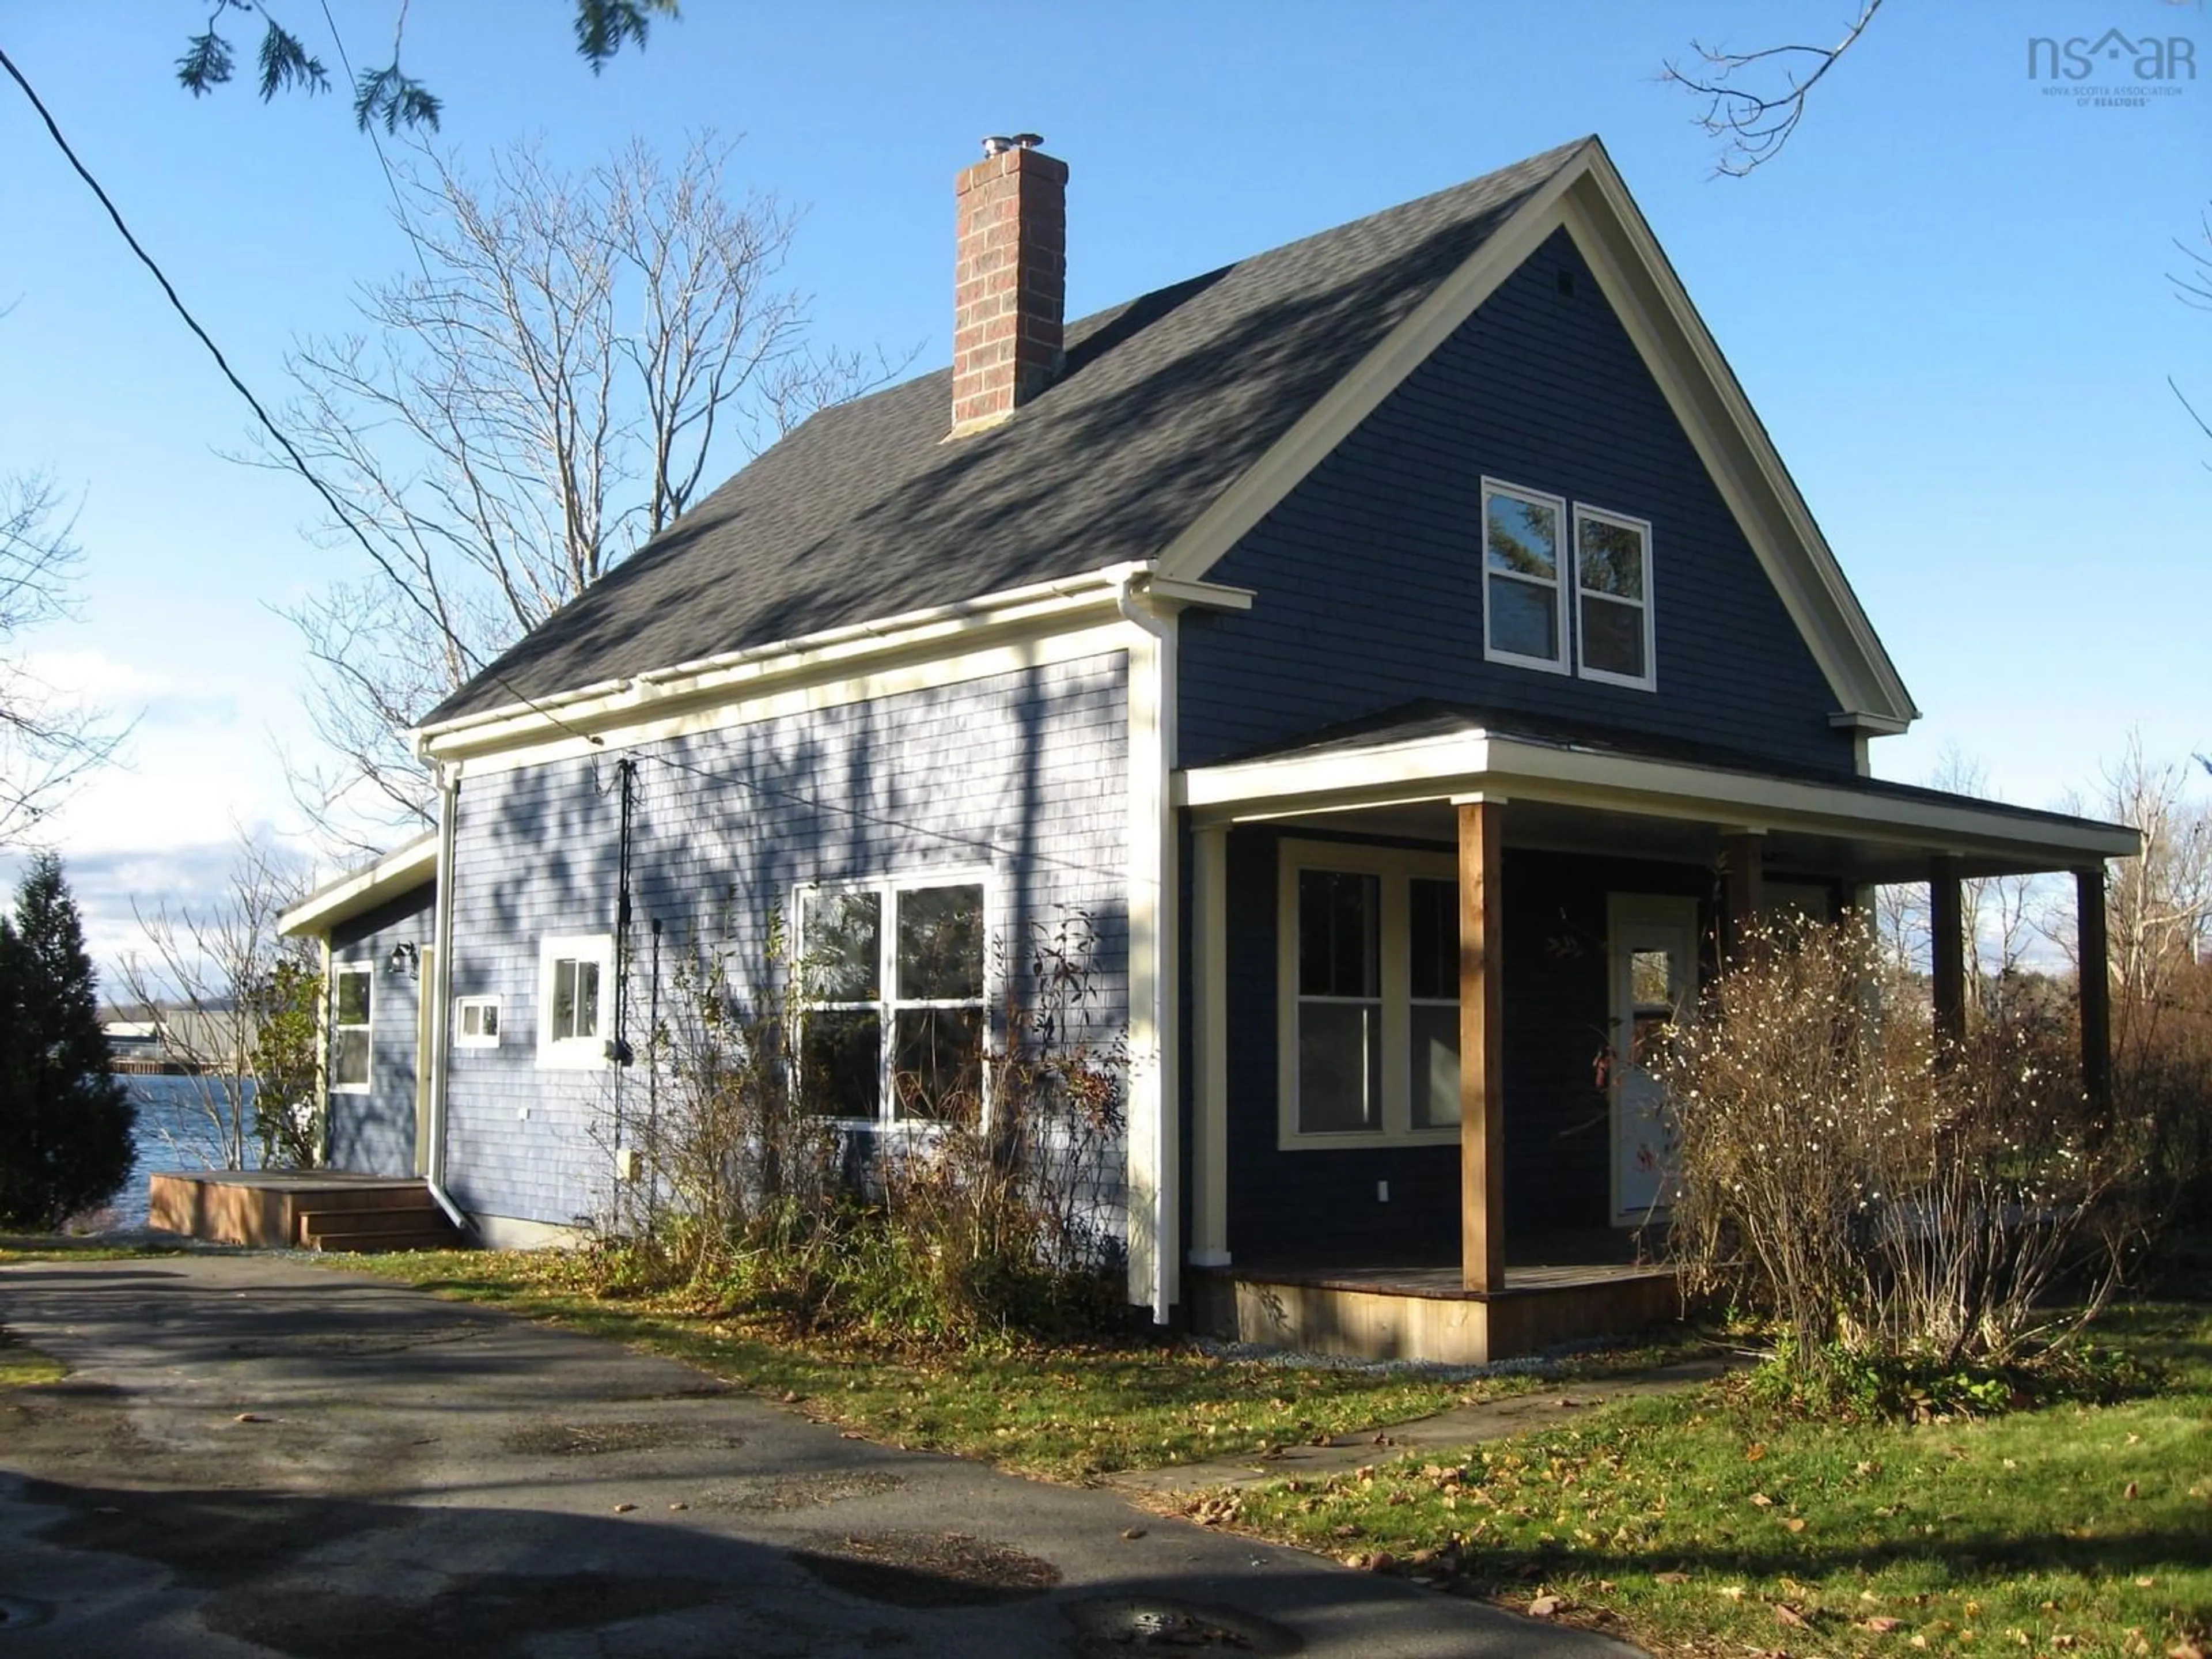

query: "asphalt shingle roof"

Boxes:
[429, 138, 1594, 724]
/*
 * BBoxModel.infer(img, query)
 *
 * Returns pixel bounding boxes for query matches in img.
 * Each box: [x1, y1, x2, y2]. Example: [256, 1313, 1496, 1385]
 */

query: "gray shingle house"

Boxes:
[280, 135, 2137, 1361]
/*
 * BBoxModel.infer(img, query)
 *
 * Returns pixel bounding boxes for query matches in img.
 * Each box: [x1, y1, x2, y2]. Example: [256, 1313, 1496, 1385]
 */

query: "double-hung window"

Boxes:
[331, 965, 372, 1094]
[1480, 479, 1569, 674]
[799, 876, 988, 1123]
[1573, 506, 1655, 690]
[1279, 842, 1460, 1147]
[1482, 479, 1657, 690]
[537, 934, 614, 1068]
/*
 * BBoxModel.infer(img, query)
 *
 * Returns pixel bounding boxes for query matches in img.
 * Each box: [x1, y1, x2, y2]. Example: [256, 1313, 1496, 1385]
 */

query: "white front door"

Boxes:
[1607, 896, 1698, 1226]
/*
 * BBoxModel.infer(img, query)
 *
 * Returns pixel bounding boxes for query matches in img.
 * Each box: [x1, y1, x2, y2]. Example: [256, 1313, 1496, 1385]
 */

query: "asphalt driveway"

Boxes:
[0, 1253, 1642, 1657]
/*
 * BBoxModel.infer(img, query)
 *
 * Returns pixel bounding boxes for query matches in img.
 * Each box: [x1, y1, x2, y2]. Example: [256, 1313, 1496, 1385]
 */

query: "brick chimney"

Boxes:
[951, 137, 1067, 434]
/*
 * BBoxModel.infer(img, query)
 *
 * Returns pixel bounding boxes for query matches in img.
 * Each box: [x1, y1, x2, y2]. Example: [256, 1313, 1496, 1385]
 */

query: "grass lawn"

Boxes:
[337, 1248, 1679, 1482]
[0, 1328, 65, 1388]
[1190, 1303, 2210, 1659]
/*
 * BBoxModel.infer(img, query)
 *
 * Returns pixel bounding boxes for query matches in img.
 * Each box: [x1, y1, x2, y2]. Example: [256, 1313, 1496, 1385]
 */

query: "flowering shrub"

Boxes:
[1655, 915, 2146, 1385]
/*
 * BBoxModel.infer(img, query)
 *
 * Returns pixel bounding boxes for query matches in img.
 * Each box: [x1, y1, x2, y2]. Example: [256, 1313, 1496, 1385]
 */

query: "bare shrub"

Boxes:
[627, 907, 1127, 1347]
[1658, 915, 2146, 1380]
[628, 911, 842, 1286]
[866, 911, 1128, 1341]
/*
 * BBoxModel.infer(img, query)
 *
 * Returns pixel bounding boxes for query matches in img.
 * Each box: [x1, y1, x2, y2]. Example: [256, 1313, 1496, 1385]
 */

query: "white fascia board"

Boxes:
[414, 565, 1149, 763]
[278, 831, 439, 938]
[1565, 156, 1917, 726]
[1148, 138, 1918, 733]
[1179, 733, 2140, 867]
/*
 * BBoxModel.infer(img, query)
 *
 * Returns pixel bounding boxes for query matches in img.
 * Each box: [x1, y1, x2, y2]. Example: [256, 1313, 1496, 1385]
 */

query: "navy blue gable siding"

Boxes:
[328, 883, 435, 1177]
[1179, 228, 1858, 776]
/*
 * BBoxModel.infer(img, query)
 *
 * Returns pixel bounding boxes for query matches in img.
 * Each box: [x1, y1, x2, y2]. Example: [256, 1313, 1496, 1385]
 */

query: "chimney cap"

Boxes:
[980, 132, 1046, 157]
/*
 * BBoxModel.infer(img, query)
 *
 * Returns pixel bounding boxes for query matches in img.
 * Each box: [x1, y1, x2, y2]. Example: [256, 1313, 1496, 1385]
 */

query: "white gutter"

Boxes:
[422, 766, 467, 1233]
[412, 563, 1154, 751]
[1117, 575, 1179, 1325]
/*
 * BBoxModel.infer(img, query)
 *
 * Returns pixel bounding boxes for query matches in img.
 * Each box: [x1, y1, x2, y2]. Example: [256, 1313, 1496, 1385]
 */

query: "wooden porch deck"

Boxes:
[147, 1171, 463, 1253]
[1191, 1239, 1681, 1365]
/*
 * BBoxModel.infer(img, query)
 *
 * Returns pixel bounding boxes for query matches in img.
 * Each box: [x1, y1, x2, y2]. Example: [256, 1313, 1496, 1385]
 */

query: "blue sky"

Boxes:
[2, 1, 2206, 969]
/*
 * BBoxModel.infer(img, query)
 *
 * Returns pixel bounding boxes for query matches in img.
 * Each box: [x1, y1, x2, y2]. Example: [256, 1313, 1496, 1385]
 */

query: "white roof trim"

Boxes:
[1153, 138, 1919, 731]
[279, 832, 438, 938]
[1178, 730, 2138, 869]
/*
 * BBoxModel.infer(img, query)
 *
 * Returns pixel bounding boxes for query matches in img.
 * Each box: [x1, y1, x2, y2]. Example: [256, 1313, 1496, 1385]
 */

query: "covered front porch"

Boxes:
[1177, 710, 2138, 1363]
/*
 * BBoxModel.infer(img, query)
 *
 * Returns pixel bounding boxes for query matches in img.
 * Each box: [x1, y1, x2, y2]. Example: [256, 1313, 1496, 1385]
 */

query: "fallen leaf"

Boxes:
[1750, 1492, 1775, 1508]
[1655, 1570, 1691, 1585]
[1719, 1585, 1748, 1601]
[2125, 1481, 2141, 1500]
[2137, 1577, 2158, 1588]
[1747, 1442, 1768, 1462]
[1121, 1527, 1146, 1540]
[1911, 1637, 1928, 1649]
[1864, 1616, 1904, 1633]
[233, 1412, 268, 1424]
[1528, 1594, 1565, 1618]
[1785, 1517, 1808, 1533]
[1776, 1603, 1809, 1628]
[2168, 1644, 2205, 1659]
[839, 1431, 866, 1441]
[612, 1502, 635, 1514]
[668, 1502, 688, 1512]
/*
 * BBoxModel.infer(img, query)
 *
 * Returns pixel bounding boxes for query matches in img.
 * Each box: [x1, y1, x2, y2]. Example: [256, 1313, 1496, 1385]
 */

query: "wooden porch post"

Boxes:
[1929, 855, 1966, 1052]
[2076, 864, 2112, 1109]
[1457, 799, 1505, 1294]
[1720, 831, 1766, 964]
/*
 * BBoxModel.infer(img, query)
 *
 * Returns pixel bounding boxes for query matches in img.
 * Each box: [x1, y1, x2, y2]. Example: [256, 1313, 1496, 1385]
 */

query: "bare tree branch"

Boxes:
[245, 134, 904, 844]
[1662, 1, 1885, 177]
[0, 471, 128, 844]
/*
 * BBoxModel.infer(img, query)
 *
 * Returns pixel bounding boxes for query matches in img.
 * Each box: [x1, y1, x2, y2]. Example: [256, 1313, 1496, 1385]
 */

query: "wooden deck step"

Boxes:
[294, 1204, 447, 1238]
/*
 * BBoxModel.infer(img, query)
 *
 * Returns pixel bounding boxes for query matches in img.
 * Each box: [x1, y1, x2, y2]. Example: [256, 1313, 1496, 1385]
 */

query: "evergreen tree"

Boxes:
[0, 854, 135, 1230]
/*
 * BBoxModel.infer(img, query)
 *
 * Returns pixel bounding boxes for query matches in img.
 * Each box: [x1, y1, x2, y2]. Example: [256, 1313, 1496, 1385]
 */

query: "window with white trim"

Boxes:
[1480, 479, 1569, 673]
[454, 995, 502, 1048]
[798, 876, 988, 1123]
[1279, 842, 1460, 1148]
[537, 935, 613, 1068]
[331, 965, 372, 1094]
[1573, 505, 1655, 690]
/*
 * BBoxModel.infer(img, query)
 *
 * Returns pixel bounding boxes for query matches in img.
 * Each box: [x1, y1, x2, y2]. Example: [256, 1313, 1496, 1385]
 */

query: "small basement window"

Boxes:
[537, 935, 613, 1068]
[1480, 479, 1570, 675]
[798, 874, 988, 1124]
[454, 995, 502, 1048]
[331, 965, 372, 1094]
[1573, 505, 1656, 690]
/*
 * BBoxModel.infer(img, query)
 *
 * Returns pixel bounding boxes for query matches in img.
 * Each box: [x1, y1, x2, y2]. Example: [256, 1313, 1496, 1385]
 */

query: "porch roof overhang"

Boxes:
[278, 831, 438, 940]
[1176, 709, 2139, 882]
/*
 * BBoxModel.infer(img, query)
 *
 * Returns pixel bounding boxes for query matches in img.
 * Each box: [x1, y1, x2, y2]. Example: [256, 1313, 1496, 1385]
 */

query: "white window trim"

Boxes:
[331, 964, 373, 1096]
[1277, 839, 1461, 1151]
[1572, 503, 1658, 692]
[794, 867, 997, 1128]
[453, 994, 502, 1049]
[536, 934, 615, 1070]
[1479, 477, 1571, 677]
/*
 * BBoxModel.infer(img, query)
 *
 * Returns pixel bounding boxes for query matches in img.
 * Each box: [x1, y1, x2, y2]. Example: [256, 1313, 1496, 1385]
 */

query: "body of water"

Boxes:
[105, 1075, 262, 1230]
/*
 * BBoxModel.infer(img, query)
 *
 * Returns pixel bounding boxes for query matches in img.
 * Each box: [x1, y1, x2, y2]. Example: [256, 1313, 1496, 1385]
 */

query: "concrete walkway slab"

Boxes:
[0, 1253, 1646, 1658]
[1108, 1358, 1729, 1499]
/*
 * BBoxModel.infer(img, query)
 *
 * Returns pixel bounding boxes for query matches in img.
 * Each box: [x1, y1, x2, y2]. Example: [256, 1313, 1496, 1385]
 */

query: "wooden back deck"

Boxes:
[147, 1171, 463, 1253]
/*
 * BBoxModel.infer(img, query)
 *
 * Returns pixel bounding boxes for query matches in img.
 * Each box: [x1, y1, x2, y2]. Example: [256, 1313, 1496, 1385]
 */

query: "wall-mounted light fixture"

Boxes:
[387, 941, 421, 980]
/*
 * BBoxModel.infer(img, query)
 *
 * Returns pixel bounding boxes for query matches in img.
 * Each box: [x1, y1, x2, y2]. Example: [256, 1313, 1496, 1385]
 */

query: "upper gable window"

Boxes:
[1480, 480, 1569, 675]
[1574, 506, 1656, 690]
